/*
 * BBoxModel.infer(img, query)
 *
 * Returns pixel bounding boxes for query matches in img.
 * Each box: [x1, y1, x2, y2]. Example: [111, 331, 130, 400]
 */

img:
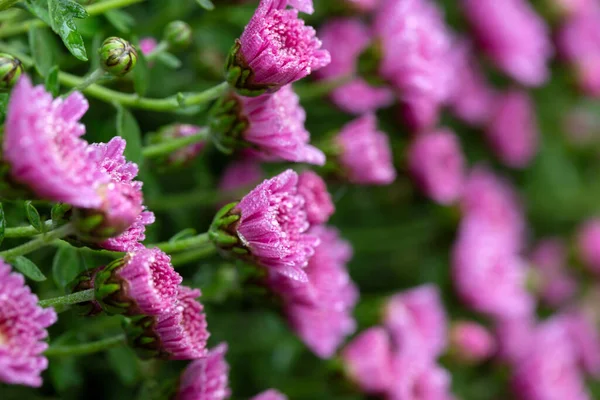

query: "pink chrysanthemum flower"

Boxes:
[485, 90, 539, 168]
[4, 75, 102, 206]
[560, 309, 600, 378]
[341, 327, 395, 394]
[389, 352, 454, 400]
[139, 37, 158, 56]
[335, 114, 396, 185]
[232, 169, 320, 282]
[407, 129, 465, 205]
[219, 160, 263, 194]
[100, 211, 156, 252]
[576, 218, 600, 274]
[229, 0, 330, 93]
[530, 238, 577, 307]
[287, 0, 313, 13]
[95, 247, 182, 316]
[450, 321, 496, 363]
[0, 260, 57, 387]
[375, 0, 454, 130]
[177, 343, 230, 400]
[297, 171, 335, 225]
[316, 18, 393, 114]
[383, 284, 448, 359]
[235, 85, 325, 165]
[155, 286, 209, 360]
[461, 0, 552, 87]
[251, 389, 288, 400]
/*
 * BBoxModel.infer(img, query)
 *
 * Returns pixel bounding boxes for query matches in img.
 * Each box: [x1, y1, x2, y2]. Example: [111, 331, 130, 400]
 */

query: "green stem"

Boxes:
[171, 245, 218, 266]
[0, 223, 73, 260]
[45, 334, 126, 357]
[0, 0, 19, 11]
[54, 240, 124, 258]
[143, 128, 209, 158]
[5, 220, 54, 238]
[0, 0, 146, 38]
[39, 289, 94, 308]
[154, 233, 212, 253]
[68, 68, 107, 94]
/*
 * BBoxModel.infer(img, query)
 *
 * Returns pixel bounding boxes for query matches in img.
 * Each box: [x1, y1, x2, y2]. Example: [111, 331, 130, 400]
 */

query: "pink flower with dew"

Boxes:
[336, 114, 396, 185]
[449, 41, 497, 125]
[101, 211, 155, 252]
[495, 316, 535, 365]
[297, 171, 335, 225]
[345, 0, 380, 12]
[486, 90, 539, 168]
[389, 351, 454, 400]
[251, 389, 288, 400]
[375, 0, 454, 130]
[235, 170, 320, 282]
[461, 0, 552, 87]
[560, 309, 600, 378]
[450, 321, 496, 363]
[407, 129, 465, 205]
[383, 284, 448, 359]
[452, 217, 534, 319]
[237, 85, 325, 165]
[0, 260, 57, 387]
[139, 37, 158, 56]
[576, 218, 600, 274]
[155, 286, 209, 360]
[530, 238, 577, 307]
[558, 12, 600, 97]
[330, 80, 394, 115]
[236, 0, 330, 90]
[341, 327, 395, 394]
[4, 75, 102, 207]
[177, 343, 230, 400]
[511, 318, 591, 400]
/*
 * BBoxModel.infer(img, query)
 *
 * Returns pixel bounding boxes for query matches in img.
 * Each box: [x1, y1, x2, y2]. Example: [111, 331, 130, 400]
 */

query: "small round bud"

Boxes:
[0, 53, 24, 90]
[99, 37, 138, 77]
[163, 21, 192, 50]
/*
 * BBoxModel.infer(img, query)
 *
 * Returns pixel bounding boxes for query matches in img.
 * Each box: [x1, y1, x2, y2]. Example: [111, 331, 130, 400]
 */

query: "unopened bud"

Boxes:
[0, 53, 23, 90]
[99, 37, 138, 77]
[164, 21, 192, 50]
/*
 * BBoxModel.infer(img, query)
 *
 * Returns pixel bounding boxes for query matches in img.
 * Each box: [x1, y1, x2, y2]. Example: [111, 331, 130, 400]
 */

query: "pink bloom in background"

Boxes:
[4, 75, 101, 206]
[576, 218, 600, 274]
[235, 170, 320, 282]
[336, 114, 396, 185]
[287, 0, 313, 13]
[486, 90, 539, 168]
[530, 238, 577, 307]
[251, 389, 288, 400]
[157, 124, 206, 165]
[389, 353, 454, 400]
[560, 309, 600, 377]
[461, 0, 552, 87]
[139, 37, 157, 55]
[101, 211, 156, 252]
[384, 284, 448, 358]
[155, 286, 209, 360]
[558, 12, 600, 97]
[375, 0, 454, 130]
[407, 129, 465, 205]
[177, 343, 230, 400]
[297, 171, 335, 225]
[237, 85, 325, 165]
[344, 0, 379, 12]
[450, 321, 496, 363]
[316, 18, 393, 114]
[236, 0, 330, 90]
[219, 159, 263, 195]
[511, 319, 590, 400]
[449, 41, 496, 125]
[341, 327, 395, 394]
[0, 260, 57, 387]
[495, 316, 535, 364]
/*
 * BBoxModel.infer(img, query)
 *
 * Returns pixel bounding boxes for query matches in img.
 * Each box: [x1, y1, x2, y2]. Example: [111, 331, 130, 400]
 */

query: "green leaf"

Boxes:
[45, 65, 60, 96]
[114, 104, 143, 166]
[51, 202, 72, 223]
[13, 256, 46, 281]
[133, 48, 149, 96]
[195, 0, 215, 10]
[47, 0, 88, 61]
[104, 9, 134, 33]
[24, 0, 51, 25]
[28, 26, 57, 77]
[24, 200, 43, 232]
[106, 346, 140, 385]
[156, 52, 182, 69]
[0, 203, 5, 247]
[52, 246, 82, 290]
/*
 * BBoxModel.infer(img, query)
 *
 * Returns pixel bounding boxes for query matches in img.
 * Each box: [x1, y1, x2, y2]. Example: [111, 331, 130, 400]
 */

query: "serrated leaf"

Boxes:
[133, 48, 149, 96]
[115, 104, 143, 166]
[195, 0, 215, 10]
[28, 26, 57, 77]
[45, 65, 60, 96]
[52, 246, 82, 290]
[106, 346, 140, 385]
[24, 200, 43, 232]
[13, 256, 46, 281]
[0, 203, 5, 247]
[104, 9, 134, 33]
[48, 0, 88, 61]
[156, 52, 182, 69]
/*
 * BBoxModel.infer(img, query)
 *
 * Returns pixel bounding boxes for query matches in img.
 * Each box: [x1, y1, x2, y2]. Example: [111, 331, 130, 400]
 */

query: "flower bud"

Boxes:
[164, 20, 192, 50]
[0, 53, 24, 90]
[99, 37, 138, 77]
[68, 266, 104, 316]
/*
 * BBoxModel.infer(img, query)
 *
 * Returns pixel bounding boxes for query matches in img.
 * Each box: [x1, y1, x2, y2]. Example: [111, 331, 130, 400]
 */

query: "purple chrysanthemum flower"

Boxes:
[560, 309, 600, 378]
[139, 37, 158, 56]
[0, 260, 57, 387]
[228, 0, 330, 93]
[251, 389, 288, 400]
[450, 321, 496, 363]
[407, 129, 465, 205]
[297, 171, 335, 225]
[375, 0, 454, 130]
[219, 159, 263, 194]
[235, 85, 325, 165]
[389, 352, 454, 400]
[335, 114, 396, 185]
[155, 286, 210, 360]
[100, 211, 156, 252]
[177, 343, 230, 400]
[461, 0, 552, 87]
